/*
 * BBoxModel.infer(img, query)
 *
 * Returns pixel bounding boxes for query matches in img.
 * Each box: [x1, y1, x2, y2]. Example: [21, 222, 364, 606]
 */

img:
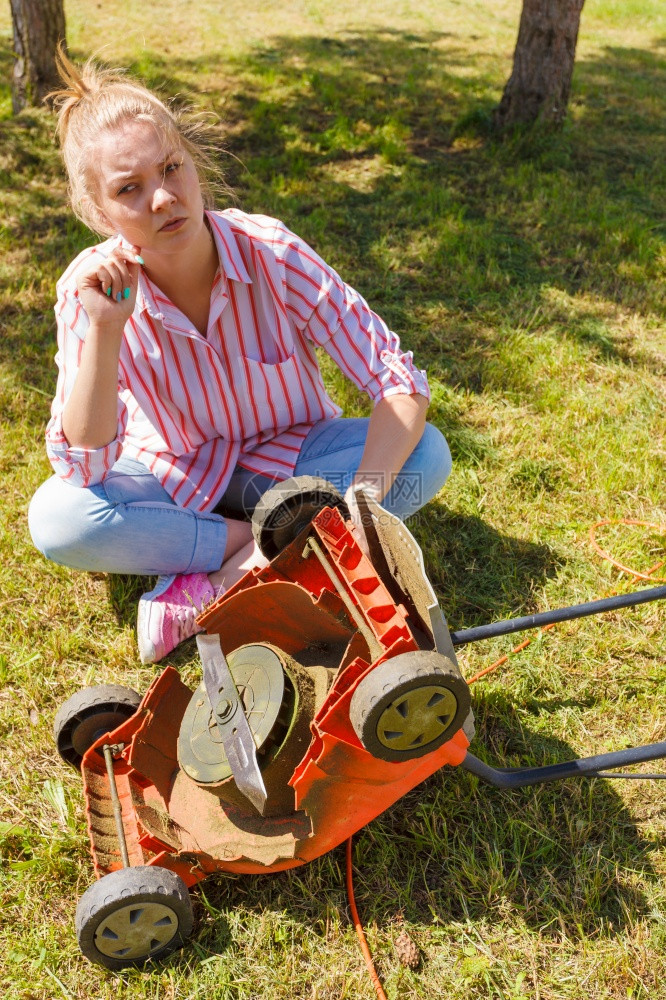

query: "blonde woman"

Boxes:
[29, 51, 451, 664]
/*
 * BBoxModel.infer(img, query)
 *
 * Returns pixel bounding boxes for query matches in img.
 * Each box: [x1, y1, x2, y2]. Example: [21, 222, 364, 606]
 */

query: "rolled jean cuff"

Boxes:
[169, 505, 228, 576]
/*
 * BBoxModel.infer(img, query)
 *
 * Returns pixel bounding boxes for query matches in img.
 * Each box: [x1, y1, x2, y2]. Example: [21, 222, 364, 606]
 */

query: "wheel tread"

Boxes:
[54, 684, 141, 769]
[350, 651, 470, 762]
[76, 866, 193, 970]
[251, 475, 348, 559]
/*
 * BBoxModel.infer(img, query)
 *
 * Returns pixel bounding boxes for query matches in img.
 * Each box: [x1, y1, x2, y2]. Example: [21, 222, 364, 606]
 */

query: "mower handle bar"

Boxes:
[460, 741, 666, 789]
[449, 585, 666, 647]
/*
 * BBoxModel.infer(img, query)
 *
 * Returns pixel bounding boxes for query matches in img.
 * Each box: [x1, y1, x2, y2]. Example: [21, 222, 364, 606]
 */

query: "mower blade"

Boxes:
[196, 634, 268, 815]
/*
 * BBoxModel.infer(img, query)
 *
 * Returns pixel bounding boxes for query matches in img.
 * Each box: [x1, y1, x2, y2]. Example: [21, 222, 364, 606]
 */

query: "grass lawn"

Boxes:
[0, 1, 665, 997]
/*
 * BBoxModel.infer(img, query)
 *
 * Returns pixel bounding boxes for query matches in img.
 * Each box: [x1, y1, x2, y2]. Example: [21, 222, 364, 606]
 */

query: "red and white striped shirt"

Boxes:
[46, 210, 430, 512]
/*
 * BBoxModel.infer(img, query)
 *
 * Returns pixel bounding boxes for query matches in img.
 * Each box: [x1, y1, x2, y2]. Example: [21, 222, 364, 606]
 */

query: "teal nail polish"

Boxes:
[123, 287, 130, 299]
[116, 291, 122, 302]
[106, 286, 112, 296]
[136, 255, 145, 265]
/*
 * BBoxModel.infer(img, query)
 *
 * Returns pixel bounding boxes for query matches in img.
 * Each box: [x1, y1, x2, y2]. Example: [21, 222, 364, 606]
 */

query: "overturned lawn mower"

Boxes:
[54, 476, 666, 970]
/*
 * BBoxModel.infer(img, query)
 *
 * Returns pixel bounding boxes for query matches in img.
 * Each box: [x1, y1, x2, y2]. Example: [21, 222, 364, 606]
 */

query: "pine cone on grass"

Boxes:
[395, 928, 420, 969]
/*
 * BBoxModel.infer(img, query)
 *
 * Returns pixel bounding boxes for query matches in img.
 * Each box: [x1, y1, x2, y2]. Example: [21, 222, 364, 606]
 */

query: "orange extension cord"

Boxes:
[345, 518, 665, 996]
[346, 835, 388, 1000]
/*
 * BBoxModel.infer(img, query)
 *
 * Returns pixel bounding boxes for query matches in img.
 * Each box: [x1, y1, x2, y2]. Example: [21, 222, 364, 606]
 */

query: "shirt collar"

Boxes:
[206, 211, 252, 285]
[136, 268, 162, 320]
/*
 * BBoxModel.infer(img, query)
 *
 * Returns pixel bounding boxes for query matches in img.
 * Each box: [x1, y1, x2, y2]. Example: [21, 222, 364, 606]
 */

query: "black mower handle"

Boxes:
[449, 585, 666, 647]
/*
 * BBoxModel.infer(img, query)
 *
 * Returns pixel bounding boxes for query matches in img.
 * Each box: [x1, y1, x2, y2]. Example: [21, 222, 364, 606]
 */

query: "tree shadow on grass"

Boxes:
[408, 505, 564, 630]
[189, 689, 660, 956]
[360, 693, 659, 934]
[209, 33, 666, 376]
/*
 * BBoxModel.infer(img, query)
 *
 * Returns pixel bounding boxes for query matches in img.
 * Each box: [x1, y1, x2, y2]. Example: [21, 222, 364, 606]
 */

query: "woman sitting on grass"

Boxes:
[29, 50, 451, 665]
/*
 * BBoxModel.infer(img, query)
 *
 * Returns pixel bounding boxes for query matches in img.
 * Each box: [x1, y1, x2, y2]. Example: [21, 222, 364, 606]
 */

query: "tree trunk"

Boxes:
[10, 0, 67, 114]
[494, 0, 585, 129]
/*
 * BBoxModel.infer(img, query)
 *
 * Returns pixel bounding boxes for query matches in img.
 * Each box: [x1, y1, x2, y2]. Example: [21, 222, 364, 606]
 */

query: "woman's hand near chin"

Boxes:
[76, 244, 144, 331]
[61, 245, 144, 450]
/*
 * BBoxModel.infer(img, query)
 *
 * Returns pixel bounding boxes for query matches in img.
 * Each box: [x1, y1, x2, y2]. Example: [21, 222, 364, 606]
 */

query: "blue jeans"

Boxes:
[28, 418, 451, 576]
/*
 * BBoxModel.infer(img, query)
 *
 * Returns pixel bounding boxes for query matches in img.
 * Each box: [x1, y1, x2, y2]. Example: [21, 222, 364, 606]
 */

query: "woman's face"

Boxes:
[92, 118, 207, 258]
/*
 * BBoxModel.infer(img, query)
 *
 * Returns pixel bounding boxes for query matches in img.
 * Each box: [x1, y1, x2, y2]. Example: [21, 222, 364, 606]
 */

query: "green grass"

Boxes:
[1, 1, 665, 997]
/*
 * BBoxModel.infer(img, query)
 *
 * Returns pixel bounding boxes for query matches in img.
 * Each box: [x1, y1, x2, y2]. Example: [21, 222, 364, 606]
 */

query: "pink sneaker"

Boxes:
[137, 572, 216, 664]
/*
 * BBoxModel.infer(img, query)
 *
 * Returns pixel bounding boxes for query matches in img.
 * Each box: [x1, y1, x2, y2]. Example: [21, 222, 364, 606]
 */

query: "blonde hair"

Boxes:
[47, 47, 229, 234]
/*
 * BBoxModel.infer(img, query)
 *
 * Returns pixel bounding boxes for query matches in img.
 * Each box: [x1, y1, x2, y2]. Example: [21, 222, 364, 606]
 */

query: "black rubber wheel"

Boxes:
[54, 684, 141, 769]
[251, 475, 349, 560]
[350, 651, 471, 763]
[76, 866, 194, 970]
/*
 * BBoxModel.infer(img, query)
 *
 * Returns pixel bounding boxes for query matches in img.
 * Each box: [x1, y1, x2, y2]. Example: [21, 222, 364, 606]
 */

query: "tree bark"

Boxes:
[10, 0, 67, 114]
[494, 0, 585, 129]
